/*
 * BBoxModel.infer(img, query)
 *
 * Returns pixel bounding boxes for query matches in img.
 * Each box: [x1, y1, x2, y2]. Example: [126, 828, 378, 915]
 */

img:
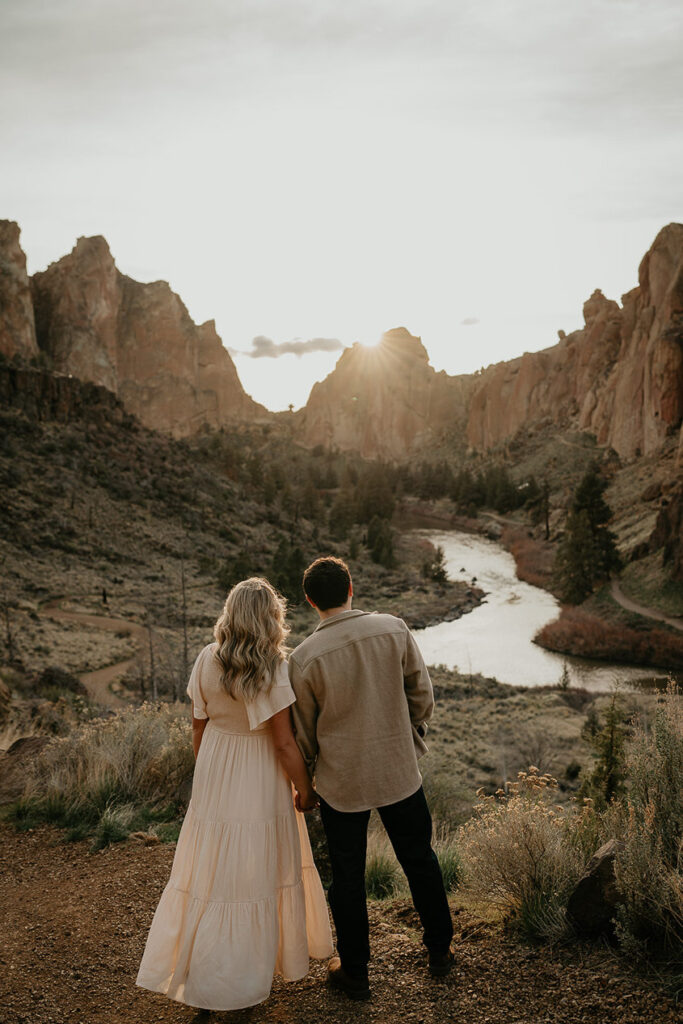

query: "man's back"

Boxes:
[288, 608, 433, 812]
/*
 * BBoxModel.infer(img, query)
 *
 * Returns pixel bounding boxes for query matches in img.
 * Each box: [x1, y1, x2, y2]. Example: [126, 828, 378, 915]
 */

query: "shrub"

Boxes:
[422, 545, 448, 583]
[535, 606, 683, 670]
[457, 769, 587, 941]
[434, 829, 463, 893]
[365, 832, 401, 899]
[501, 526, 554, 591]
[615, 681, 682, 965]
[90, 803, 135, 851]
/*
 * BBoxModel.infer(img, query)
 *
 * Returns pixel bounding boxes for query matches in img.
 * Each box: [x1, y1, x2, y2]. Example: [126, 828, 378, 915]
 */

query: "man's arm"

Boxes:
[402, 626, 434, 733]
[288, 655, 319, 776]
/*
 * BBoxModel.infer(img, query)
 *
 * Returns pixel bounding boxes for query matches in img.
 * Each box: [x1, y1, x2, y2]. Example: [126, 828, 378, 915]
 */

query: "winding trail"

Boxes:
[40, 599, 148, 707]
[610, 580, 683, 633]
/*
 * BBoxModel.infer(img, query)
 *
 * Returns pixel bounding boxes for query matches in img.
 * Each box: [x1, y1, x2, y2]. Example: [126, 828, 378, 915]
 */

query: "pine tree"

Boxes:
[571, 466, 621, 578]
[367, 516, 396, 568]
[554, 509, 597, 603]
[554, 467, 621, 602]
[422, 545, 448, 583]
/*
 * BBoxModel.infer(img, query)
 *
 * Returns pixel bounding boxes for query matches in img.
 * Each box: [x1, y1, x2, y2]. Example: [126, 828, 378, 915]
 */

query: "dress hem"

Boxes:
[135, 975, 307, 1012]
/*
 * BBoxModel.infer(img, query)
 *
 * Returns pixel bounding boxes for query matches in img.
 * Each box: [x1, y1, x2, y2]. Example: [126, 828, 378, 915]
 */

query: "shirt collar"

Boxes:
[314, 609, 367, 632]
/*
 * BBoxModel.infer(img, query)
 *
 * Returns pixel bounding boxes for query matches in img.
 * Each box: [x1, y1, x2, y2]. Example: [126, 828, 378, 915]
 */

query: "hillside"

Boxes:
[0, 364, 483, 714]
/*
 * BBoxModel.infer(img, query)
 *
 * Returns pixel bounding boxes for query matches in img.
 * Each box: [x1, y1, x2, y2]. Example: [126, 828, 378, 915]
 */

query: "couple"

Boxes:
[136, 556, 453, 1011]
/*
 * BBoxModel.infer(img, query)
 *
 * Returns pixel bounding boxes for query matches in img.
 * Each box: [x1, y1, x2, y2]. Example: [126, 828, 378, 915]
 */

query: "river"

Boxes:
[411, 530, 663, 692]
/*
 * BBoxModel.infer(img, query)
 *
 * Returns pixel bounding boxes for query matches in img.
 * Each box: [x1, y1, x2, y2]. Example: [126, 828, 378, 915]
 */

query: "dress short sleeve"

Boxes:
[186, 647, 210, 720]
[245, 661, 296, 731]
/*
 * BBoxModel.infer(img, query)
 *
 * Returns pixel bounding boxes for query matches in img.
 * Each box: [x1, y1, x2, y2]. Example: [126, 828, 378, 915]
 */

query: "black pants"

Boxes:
[319, 786, 453, 976]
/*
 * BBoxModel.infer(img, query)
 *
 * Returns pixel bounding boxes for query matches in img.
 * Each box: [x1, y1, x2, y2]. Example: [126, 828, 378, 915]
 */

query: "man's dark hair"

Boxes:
[303, 556, 352, 611]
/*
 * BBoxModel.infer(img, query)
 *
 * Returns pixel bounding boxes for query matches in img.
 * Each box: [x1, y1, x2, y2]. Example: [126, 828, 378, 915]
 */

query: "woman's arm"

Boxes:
[192, 714, 208, 759]
[269, 707, 318, 811]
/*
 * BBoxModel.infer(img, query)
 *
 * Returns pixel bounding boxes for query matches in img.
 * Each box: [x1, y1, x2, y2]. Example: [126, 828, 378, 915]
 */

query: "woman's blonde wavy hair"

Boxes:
[213, 577, 290, 700]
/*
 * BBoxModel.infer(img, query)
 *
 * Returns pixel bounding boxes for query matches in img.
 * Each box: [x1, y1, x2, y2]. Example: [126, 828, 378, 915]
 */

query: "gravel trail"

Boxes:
[0, 825, 678, 1024]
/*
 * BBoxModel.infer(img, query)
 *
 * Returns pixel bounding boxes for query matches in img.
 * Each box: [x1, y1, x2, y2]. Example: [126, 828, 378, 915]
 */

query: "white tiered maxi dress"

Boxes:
[136, 645, 333, 1011]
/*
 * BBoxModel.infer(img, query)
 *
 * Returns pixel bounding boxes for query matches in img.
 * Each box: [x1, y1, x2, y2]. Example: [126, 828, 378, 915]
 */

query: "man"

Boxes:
[288, 556, 453, 1001]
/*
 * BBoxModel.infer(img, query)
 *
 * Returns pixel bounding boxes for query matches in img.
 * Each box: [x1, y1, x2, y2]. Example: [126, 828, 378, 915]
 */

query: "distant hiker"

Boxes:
[289, 556, 454, 1001]
[101, 587, 108, 605]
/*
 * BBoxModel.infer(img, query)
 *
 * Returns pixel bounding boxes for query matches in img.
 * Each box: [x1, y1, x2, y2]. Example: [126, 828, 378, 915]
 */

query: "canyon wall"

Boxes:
[297, 225, 683, 463]
[466, 223, 683, 460]
[3, 218, 681, 457]
[1, 225, 265, 436]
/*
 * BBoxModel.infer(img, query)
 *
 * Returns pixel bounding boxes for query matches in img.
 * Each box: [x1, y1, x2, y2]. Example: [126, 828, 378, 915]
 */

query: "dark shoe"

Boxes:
[327, 956, 371, 1000]
[428, 949, 454, 977]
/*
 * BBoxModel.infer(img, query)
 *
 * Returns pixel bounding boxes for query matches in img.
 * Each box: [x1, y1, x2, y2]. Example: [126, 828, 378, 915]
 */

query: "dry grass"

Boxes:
[615, 682, 683, 968]
[8, 703, 193, 846]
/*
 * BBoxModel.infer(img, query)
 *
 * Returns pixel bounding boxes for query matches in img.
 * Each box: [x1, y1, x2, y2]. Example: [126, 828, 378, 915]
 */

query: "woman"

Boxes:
[136, 578, 333, 1011]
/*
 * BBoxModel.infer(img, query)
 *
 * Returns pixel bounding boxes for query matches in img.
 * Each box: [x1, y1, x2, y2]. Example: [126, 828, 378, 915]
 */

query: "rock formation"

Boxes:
[466, 224, 683, 460]
[3, 218, 681, 455]
[297, 327, 475, 459]
[296, 226, 682, 462]
[30, 236, 266, 435]
[466, 290, 623, 451]
[0, 221, 38, 361]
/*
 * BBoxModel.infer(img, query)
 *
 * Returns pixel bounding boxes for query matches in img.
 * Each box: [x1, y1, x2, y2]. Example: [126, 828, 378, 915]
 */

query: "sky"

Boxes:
[2, 0, 682, 410]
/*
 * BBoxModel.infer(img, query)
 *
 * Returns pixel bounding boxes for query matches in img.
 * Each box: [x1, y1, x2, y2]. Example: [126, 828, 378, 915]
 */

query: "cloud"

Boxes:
[461, 317, 480, 326]
[233, 335, 345, 359]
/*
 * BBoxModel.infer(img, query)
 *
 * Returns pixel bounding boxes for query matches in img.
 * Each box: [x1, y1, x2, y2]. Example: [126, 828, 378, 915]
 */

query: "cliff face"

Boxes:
[466, 224, 683, 460]
[297, 327, 475, 459]
[297, 226, 682, 462]
[0, 221, 38, 361]
[31, 236, 120, 391]
[29, 236, 265, 436]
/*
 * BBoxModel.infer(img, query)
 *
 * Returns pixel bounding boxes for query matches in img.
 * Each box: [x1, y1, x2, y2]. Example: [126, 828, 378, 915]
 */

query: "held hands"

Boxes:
[295, 787, 319, 813]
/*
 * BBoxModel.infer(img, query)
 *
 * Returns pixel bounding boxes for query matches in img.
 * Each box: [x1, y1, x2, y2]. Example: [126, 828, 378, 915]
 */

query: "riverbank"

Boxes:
[400, 499, 683, 678]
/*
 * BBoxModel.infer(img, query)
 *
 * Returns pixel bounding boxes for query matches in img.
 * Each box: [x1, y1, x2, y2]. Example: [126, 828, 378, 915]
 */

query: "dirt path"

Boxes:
[610, 580, 683, 633]
[0, 825, 676, 1024]
[40, 600, 148, 707]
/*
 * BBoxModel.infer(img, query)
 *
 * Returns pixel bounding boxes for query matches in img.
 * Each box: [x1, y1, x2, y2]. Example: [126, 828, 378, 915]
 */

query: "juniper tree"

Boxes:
[579, 690, 629, 808]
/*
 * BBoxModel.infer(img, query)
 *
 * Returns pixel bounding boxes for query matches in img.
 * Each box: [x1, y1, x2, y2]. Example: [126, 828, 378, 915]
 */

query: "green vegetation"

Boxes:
[455, 683, 681, 979]
[554, 466, 622, 603]
[579, 690, 629, 808]
[422, 544, 448, 583]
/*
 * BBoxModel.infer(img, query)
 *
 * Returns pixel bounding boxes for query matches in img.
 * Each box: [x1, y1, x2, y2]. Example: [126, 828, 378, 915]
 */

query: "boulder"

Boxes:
[641, 481, 662, 502]
[566, 839, 624, 938]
